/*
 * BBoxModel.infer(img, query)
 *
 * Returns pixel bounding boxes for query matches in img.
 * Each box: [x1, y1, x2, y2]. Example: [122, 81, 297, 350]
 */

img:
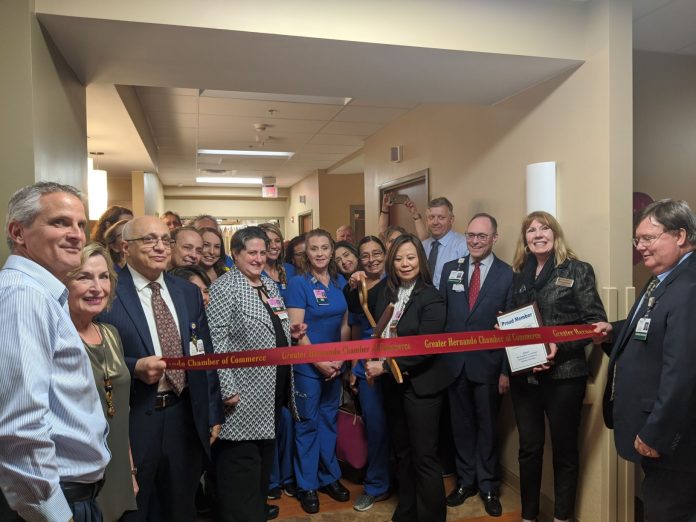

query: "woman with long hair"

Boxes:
[259, 223, 290, 297]
[91, 206, 133, 245]
[364, 233, 454, 522]
[200, 227, 228, 283]
[103, 219, 130, 272]
[508, 211, 606, 522]
[284, 234, 306, 275]
[334, 241, 360, 278]
[286, 229, 351, 515]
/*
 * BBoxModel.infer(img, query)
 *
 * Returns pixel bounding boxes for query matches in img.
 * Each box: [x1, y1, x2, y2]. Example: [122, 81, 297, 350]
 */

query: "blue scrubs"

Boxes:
[350, 313, 391, 497]
[286, 273, 347, 491]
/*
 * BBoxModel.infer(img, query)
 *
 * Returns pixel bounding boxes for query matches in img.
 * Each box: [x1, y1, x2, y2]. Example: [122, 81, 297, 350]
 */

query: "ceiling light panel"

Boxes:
[197, 149, 294, 158]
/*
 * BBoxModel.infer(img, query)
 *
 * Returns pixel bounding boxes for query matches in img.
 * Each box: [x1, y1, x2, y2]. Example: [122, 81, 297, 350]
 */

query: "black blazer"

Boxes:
[508, 258, 607, 379]
[99, 267, 223, 459]
[603, 252, 696, 470]
[439, 255, 513, 384]
[374, 279, 455, 396]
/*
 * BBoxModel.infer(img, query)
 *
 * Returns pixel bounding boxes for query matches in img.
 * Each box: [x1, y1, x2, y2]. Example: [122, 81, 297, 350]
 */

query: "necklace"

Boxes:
[82, 323, 115, 418]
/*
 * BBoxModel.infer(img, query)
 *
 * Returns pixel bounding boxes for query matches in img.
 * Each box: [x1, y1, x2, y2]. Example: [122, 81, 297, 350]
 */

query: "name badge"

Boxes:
[189, 339, 205, 356]
[268, 297, 288, 319]
[634, 317, 651, 341]
[448, 270, 464, 283]
[313, 289, 329, 305]
[452, 283, 465, 292]
[555, 277, 574, 288]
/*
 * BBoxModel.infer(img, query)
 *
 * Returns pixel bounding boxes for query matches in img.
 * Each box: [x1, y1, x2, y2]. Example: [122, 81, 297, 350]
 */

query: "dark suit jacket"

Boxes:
[99, 266, 223, 459]
[439, 255, 513, 384]
[603, 252, 696, 470]
[374, 279, 455, 396]
[508, 258, 607, 379]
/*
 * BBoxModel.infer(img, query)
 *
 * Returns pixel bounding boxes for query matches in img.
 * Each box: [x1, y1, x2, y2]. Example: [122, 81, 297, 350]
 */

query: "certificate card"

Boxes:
[497, 303, 550, 374]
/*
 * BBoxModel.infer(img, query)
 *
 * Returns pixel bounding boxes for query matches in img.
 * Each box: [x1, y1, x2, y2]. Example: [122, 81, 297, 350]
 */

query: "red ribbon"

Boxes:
[163, 324, 598, 371]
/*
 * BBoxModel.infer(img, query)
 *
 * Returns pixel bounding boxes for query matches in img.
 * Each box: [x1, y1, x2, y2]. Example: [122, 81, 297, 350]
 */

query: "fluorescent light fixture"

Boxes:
[196, 177, 262, 185]
[88, 169, 108, 220]
[198, 149, 294, 158]
[201, 90, 352, 106]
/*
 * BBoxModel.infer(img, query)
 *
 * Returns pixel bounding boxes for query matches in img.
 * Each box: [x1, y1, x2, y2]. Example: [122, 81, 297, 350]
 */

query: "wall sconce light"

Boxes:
[526, 161, 557, 217]
[88, 152, 108, 220]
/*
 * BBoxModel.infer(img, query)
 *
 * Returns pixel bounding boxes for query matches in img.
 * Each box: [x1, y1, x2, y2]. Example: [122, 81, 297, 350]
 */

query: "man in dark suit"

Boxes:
[439, 213, 512, 518]
[100, 215, 223, 522]
[596, 199, 696, 521]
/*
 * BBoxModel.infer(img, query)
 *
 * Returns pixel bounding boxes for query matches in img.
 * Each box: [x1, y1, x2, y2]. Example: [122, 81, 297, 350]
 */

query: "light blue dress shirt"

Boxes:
[0, 256, 110, 522]
[423, 229, 469, 288]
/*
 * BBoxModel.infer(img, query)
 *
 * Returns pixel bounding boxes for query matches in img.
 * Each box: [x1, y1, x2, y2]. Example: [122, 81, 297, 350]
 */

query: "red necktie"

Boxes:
[468, 262, 481, 311]
[149, 282, 185, 394]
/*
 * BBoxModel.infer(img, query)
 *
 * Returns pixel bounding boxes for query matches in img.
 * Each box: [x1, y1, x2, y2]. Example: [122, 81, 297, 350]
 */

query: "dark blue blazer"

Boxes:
[439, 255, 513, 384]
[99, 266, 223, 457]
[603, 252, 696, 471]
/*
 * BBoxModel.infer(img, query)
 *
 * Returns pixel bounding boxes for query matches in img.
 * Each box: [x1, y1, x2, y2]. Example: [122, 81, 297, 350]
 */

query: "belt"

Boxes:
[155, 389, 186, 410]
[60, 479, 104, 504]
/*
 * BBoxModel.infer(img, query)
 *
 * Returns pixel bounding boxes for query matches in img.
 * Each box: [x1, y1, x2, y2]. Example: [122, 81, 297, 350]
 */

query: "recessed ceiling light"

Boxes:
[197, 149, 294, 158]
[196, 177, 262, 185]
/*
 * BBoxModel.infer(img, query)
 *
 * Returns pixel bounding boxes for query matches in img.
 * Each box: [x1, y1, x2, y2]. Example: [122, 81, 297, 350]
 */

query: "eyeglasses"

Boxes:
[465, 233, 492, 242]
[359, 251, 385, 262]
[632, 232, 667, 248]
[126, 235, 172, 249]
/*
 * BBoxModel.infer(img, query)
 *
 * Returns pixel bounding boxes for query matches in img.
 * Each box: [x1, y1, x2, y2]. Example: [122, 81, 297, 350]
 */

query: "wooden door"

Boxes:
[379, 169, 429, 234]
[299, 211, 313, 234]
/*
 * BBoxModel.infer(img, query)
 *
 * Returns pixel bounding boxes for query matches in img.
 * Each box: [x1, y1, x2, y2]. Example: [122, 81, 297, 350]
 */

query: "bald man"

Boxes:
[336, 225, 354, 244]
[99, 216, 222, 522]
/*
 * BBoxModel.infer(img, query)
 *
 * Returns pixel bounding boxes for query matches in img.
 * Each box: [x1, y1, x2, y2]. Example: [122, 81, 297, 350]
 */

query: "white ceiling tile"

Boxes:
[309, 134, 365, 146]
[199, 97, 344, 120]
[320, 121, 384, 136]
[634, 0, 696, 54]
[298, 144, 361, 155]
[334, 106, 409, 123]
[349, 98, 420, 109]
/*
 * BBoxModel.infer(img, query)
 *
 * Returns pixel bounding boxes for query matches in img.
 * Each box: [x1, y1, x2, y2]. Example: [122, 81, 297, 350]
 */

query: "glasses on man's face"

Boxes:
[359, 251, 384, 262]
[632, 231, 667, 248]
[126, 235, 172, 249]
[465, 232, 491, 242]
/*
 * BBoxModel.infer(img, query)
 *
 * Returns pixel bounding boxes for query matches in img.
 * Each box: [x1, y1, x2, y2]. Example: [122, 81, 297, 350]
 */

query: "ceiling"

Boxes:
[634, 0, 696, 54]
[36, 2, 696, 190]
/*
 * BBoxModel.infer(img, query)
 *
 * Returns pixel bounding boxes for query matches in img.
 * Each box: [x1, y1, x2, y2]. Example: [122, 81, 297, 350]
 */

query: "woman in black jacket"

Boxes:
[508, 211, 607, 522]
[365, 234, 454, 522]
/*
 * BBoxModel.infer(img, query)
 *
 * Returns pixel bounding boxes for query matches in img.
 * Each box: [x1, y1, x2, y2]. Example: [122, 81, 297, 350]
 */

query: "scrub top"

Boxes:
[286, 272, 348, 378]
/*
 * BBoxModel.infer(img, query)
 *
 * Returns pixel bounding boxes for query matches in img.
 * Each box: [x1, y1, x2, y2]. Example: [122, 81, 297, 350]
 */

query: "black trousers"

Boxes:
[449, 374, 501, 493]
[642, 463, 696, 522]
[383, 377, 446, 522]
[124, 390, 204, 522]
[214, 438, 275, 522]
[510, 375, 586, 521]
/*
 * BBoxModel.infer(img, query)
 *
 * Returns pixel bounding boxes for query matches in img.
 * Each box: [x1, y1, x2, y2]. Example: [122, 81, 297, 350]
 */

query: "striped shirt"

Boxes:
[0, 255, 110, 522]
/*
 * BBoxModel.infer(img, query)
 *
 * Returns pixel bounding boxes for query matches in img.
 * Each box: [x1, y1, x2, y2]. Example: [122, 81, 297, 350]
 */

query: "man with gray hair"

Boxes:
[0, 182, 110, 521]
[422, 197, 468, 288]
[596, 198, 696, 520]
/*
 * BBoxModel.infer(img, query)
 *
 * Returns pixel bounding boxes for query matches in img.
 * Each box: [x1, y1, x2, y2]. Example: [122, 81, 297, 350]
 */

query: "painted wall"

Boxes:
[317, 172, 364, 239]
[107, 176, 133, 209]
[632, 51, 696, 291]
[285, 171, 320, 239]
[362, 1, 633, 520]
[0, 1, 87, 261]
[143, 172, 164, 216]
[634, 51, 696, 209]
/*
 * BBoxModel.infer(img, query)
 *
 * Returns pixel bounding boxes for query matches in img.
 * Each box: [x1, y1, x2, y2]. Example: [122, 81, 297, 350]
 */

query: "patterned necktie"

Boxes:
[149, 282, 185, 394]
[428, 240, 440, 276]
[468, 262, 481, 310]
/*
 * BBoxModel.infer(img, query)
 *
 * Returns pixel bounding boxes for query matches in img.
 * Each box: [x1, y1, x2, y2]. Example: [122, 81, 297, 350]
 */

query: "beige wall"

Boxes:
[165, 198, 288, 222]
[143, 172, 164, 216]
[634, 51, 696, 209]
[0, 0, 87, 261]
[318, 172, 364, 239]
[363, 1, 633, 520]
[286, 171, 320, 238]
[107, 176, 132, 209]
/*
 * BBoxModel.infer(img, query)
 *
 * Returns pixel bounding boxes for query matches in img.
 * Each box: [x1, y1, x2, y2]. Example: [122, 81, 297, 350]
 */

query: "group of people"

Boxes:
[0, 182, 694, 522]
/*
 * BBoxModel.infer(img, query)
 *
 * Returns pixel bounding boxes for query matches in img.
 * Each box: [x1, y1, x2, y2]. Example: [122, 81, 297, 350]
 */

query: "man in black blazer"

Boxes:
[100, 216, 223, 522]
[439, 213, 512, 518]
[596, 199, 696, 521]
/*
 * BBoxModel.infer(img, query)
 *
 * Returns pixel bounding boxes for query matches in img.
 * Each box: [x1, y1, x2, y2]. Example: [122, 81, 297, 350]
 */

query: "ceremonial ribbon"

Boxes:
[163, 324, 598, 371]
